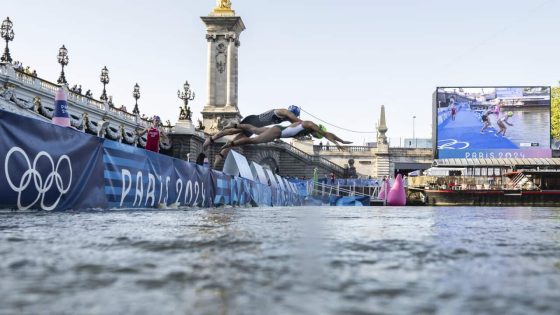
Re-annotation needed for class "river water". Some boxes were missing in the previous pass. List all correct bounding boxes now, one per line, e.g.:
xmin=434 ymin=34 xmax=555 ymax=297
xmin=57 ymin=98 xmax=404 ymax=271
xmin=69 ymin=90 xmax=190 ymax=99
xmin=1 ymin=207 xmax=559 ymax=315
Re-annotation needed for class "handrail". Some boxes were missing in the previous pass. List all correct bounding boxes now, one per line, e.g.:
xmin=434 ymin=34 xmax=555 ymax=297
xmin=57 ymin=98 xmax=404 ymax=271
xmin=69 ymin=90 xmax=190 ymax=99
xmin=277 ymin=141 xmax=346 ymax=174
xmin=314 ymin=145 xmax=374 ymax=152
xmin=312 ymin=181 xmax=380 ymax=200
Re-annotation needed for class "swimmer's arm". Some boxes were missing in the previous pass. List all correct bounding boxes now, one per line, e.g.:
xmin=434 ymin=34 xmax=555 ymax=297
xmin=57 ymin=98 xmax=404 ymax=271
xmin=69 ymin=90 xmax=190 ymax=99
xmin=326 ymin=132 xmax=353 ymax=144
xmin=323 ymin=132 xmax=351 ymax=150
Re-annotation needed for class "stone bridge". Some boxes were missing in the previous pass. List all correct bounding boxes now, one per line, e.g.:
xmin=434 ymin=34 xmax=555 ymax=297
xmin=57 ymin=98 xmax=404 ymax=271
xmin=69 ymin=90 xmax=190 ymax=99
xmin=169 ymin=134 xmax=348 ymax=179
xmin=291 ymin=140 xmax=433 ymax=178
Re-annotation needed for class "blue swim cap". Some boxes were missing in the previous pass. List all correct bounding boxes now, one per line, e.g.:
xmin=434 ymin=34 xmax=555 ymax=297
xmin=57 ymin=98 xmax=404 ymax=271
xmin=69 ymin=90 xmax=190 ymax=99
xmin=153 ymin=115 xmax=161 ymax=122
xmin=288 ymin=105 xmax=300 ymax=117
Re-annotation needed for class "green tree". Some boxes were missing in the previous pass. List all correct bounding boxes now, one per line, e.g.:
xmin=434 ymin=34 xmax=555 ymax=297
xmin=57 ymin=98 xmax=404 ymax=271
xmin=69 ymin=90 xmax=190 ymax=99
xmin=552 ymin=84 xmax=560 ymax=141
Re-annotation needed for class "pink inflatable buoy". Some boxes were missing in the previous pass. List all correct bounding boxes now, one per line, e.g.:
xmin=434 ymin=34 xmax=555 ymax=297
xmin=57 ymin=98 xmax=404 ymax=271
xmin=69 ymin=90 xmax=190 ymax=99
xmin=387 ymin=174 xmax=406 ymax=206
xmin=378 ymin=179 xmax=391 ymax=201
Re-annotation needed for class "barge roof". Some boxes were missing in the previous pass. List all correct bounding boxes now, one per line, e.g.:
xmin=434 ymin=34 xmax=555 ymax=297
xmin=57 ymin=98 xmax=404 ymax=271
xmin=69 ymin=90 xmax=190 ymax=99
xmin=433 ymin=158 xmax=560 ymax=167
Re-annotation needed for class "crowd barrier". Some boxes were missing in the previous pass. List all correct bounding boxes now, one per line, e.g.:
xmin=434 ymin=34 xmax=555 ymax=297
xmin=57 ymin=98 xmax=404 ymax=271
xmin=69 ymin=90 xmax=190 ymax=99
xmin=0 ymin=110 xmax=303 ymax=211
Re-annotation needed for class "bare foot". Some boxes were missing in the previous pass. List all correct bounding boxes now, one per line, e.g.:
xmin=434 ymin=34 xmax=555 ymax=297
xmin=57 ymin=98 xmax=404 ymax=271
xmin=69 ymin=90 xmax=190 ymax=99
xmin=222 ymin=121 xmax=238 ymax=130
xmin=202 ymin=137 xmax=213 ymax=151
xmin=213 ymin=153 xmax=225 ymax=168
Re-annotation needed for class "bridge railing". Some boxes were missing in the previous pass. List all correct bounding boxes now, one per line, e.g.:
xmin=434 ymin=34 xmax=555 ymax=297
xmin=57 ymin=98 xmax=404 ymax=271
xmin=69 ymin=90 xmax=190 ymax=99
xmin=314 ymin=145 xmax=374 ymax=152
xmin=312 ymin=181 xmax=380 ymax=201
xmin=4 ymin=65 xmax=168 ymax=127
xmin=277 ymin=141 xmax=346 ymax=174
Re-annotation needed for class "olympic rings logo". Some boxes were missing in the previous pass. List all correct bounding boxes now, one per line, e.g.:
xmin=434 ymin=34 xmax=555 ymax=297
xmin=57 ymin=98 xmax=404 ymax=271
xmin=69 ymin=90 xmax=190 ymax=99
xmin=4 ymin=147 xmax=72 ymax=211
xmin=438 ymin=139 xmax=470 ymax=150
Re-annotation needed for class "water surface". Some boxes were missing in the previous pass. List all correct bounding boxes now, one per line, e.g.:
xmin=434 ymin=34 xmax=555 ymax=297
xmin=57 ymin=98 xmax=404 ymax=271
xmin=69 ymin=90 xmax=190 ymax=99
xmin=1 ymin=207 xmax=559 ymax=314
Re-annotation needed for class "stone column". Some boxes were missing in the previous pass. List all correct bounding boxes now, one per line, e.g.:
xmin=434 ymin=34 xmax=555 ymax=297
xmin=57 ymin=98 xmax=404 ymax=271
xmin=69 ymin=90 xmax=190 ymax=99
xmin=201 ymin=12 xmax=245 ymax=134
xmin=233 ymin=39 xmax=240 ymax=109
xmin=226 ymin=34 xmax=235 ymax=107
xmin=206 ymin=35 xmax=216 ymax=107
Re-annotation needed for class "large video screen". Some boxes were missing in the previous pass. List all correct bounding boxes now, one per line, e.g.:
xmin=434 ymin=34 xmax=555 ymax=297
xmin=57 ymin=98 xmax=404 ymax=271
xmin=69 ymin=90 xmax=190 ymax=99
xmin=435 ymin=87 xmax=551 ymax=159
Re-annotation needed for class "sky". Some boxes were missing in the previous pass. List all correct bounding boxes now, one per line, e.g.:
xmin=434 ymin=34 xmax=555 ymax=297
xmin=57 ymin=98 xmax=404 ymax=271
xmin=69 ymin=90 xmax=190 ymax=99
xmin=4 ymin=0 xmax=560 ymax=145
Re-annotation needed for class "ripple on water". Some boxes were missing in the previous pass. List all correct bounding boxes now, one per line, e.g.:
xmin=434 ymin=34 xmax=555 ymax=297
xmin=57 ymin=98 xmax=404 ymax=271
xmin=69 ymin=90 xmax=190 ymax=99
xmin=0 ymin=207 xmax=560 ymax=315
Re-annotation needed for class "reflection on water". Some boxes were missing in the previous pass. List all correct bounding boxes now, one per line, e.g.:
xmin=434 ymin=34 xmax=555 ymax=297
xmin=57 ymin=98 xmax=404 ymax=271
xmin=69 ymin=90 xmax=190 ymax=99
xmin=1 ymin=207 xmax=560 ymax=314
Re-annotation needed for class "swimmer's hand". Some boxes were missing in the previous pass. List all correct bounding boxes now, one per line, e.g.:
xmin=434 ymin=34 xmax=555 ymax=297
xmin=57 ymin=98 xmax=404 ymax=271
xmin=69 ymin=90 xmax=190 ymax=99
xmin=342 ymin=140 xmax=353 ymax=144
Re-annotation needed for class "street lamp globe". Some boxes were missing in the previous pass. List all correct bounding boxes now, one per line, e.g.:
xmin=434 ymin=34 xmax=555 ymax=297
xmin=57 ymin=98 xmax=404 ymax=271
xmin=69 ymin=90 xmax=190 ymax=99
xmin=1 ymin=16 xmax=15 ymax=63
xmin=99 ymin=66 xmax=110 ymax=101
xmin=177 ymin=80 xmax=195 ymax=121
xmin=132 ymin=83 xmax=140 ymax=115
xmin=56 ymin=45 xmax=69 ymax=84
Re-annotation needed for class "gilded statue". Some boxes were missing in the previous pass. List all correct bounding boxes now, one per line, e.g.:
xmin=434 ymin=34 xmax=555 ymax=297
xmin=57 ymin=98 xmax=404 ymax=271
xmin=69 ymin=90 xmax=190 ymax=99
xmin=217 ymin=0 xmax=232 ymax=9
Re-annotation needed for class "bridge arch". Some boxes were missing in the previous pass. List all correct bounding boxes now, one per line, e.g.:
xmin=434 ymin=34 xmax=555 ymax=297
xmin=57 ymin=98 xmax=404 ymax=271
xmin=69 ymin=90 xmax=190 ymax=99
xmin=255 ymin=150 xmax=280 ymax=173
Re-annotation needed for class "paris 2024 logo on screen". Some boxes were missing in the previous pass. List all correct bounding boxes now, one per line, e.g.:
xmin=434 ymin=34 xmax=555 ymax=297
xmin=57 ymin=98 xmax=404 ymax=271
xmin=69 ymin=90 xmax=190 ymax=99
xmin=435 ymin=87 xmax=551 ymax=159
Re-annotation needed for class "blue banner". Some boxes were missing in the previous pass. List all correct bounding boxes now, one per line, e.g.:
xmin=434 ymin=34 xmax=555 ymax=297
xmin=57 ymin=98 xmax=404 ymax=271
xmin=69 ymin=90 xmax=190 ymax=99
xmin=103 ymin=140 xmax=214 ymax=208
xmin=0 ymin=109 xmax=303 ymax=211
xmin=0 ymin=110 xmax=105 ymax=210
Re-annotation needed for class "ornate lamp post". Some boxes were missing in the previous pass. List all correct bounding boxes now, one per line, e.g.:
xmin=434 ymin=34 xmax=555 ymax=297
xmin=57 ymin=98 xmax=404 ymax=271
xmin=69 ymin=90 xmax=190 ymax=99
xmin=177 ymin=80 xmax=195 ymax=120
xmin=99 ymin=66 xmax=109 ymax=101
xmin=132 ymin=83 xmax=140 ymax=115
xmin=0 ymin=17 xmax=15 ymax=63
xmin=56 ymin=45 xmax=69 ymax=84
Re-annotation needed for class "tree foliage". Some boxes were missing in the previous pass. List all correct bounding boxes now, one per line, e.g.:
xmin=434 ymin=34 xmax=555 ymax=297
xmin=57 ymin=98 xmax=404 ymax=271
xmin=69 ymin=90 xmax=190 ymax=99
xmin=552 ymin=84 xmax=560 ymax=141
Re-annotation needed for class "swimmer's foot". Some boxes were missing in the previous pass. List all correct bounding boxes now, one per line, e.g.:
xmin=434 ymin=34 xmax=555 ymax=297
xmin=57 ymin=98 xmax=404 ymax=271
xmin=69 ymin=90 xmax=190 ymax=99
xmin=222 ymin=121 xmax=238 ymax=130
xmin=202 ymin=136 xmax=214 ymax=151
xmin=214 ymin=152 xmax=225 ymax=167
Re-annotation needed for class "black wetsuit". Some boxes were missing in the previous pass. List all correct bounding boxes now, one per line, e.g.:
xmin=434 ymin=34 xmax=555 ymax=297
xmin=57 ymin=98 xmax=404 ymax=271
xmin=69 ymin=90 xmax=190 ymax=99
xmin=240 ymin=109 xmax=287 ymax=136
xmin=481 ymin=111 xmax=490 ymax=122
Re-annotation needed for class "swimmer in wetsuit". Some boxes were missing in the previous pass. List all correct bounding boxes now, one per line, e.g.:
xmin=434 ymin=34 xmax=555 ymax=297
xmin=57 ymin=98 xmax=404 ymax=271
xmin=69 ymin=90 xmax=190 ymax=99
xmin=220 ymin=121 xmax=352 ymax=151
xmin=496 ymin=111 xmax=514 ymax=137
xmin=203 ymin=105 xmax=302 ymax=167
xmin=480 ymin=108 xmax=493 ymax=134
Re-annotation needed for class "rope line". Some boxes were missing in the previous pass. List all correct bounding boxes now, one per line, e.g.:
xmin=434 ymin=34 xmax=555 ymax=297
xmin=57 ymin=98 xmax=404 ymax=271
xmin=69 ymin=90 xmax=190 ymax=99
xmin=300 ymin=107 xmax=378 ymax=134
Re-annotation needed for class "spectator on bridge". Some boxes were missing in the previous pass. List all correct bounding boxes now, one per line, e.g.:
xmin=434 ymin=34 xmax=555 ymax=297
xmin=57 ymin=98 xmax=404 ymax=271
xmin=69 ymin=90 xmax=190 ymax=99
xmin=203 ymin=105 xmax=303 ymax=167
xmin=137 ymin=115 xmax=167 ymax=153
xmin=220 ymin=120 xmax=352 ymax=152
